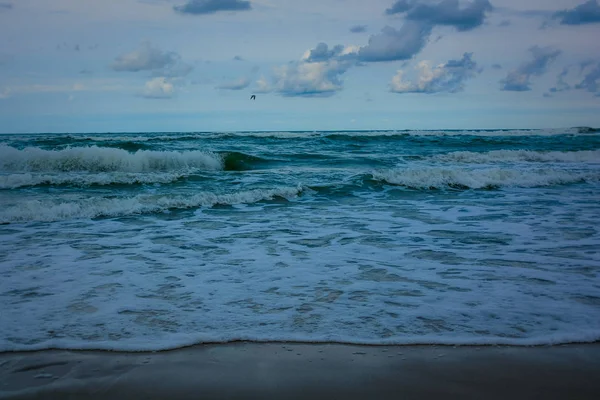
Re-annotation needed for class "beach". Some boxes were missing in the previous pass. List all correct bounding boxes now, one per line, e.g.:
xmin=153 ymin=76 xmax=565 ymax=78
xmin=2 ymin=342 xmax=600 ymax=399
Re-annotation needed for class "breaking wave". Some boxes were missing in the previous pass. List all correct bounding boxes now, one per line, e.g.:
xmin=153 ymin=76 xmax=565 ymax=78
xmin=0 ymin=186 xmax=305 ymax=223
xmin=372 ymin=167 xmax=599 ymax=189
xmin=0 ymin=145 xmax=223 ymax=173
xmin=0 ymin=172 xmax=193 ymax=189
xmin=435 ymin=150 xmax=600 ymax=164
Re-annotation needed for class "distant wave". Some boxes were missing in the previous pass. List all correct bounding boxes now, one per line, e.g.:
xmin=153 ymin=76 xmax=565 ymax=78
xmin=2 ymin=128 xmax=591 ymax=146
xmin=0 ymin=186 xmax=304 ymax=223
xmin=0 ymin=145 xmax=222 ymax=173
xmin=435 ymin=150 xmax=600 ymax=164
xmin=372 ymin=167 xmax=599 ymax=189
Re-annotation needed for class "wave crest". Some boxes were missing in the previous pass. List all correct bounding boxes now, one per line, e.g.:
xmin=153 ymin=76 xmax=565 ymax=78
xmin=0 ymin=145 xmax=223 ymax=173
xmin=0 ymin=186 xmax=304 ymax=223
xmin=372 ymin=168 xmax=599 ymax=189
xmin=436 ymin=150 xmax=600 ymax=164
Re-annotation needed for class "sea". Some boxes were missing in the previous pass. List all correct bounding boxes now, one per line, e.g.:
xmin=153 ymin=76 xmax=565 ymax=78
xmin=1 ymin=128 xmax=599 ymax=351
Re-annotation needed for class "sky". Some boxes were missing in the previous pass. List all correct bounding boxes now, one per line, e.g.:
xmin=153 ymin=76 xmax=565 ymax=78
xmin=1 ymin=0 xmax=600 ymax=133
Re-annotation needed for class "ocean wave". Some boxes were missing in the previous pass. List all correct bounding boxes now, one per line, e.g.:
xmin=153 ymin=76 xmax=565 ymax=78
xmin=435 ymin=150 xmax=600 ymax=164
xmin=0 ymin=145 xmax=223 ymax=173
xmin=0 ymin=185 xmax=304 ymax=223
xmin=0 ymin=171 xmax=193 ymax=189
xmin=223 ymin=152 xmax=274 ymax=171
xmin=372 ymin=167 xmax=599 ymax=189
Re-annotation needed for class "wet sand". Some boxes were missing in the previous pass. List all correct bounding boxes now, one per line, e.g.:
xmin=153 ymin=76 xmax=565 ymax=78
xmin=2 ymin=343 xmax=600 ymax=399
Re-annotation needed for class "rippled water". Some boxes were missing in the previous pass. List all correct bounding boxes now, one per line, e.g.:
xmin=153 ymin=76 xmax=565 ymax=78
xmin=1 ymin=129 xmax=599 ymax=351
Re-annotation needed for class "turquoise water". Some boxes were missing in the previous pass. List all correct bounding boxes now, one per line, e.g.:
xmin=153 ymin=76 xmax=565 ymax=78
xmin=1 ymin=129 xmax=599 ymax=350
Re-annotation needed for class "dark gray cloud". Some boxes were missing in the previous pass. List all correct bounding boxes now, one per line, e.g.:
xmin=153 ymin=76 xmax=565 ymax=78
xmin=501 ymin=46 xmax=561 ymax=91
xmin=390 ymin=52 xmax=480 ymax=93
xmin=553 ymin=0 xmax=600 ymax=25
xmin=305 ymin=43 xmax=347 ymax=62
xmin=350 ymin=25 xmax=368 ymax=33
xmin=233 ymin=55 xmax=244 ymax=61
xmin=0 ymin=2 xmax=12 ymax=11
xmin=548 ymin=67 xmax=571 ymax=93
xmin=543 ymin=62 xmax=600 ymax=97
xmin=492 ymin=63 xmax=502 ymax=69
xmin=385 ymin=0 xmax=414 ymax=15
xmin=494 ymin=7 xmax=554 ymax=19
xmin=358 ymin=22 xmax=432 ymax=62
xmin=498 ymin=19 xmax=511 ymax=27
xmin=174 ymin=0 xmax=251 ymax=15
xmin=576 ymin=62 xmax=600 ymax=94
xmin=385 ymin=0 xmax=493 ymax=31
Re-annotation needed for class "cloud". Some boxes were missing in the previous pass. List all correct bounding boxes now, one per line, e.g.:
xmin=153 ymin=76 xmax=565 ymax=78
xmin=0 ymin=2 xmax=12 ymax=11
xmin=350 ymin=25 xmax=368 ymax=33
xmin=258 ymin=43 xmax=356 ymax=97
xmin=263 ymin=60 xmax=352 ymax=97
xmin=357 ymin=22 xmax=432 ymax=62
xmin=501 ymin=46 xmax=561 ymax=91
xmin=553 ymin=0 xmax=600 ymax=25
xmin=0 ymin=81 xmax=125 ymax=96
xmin=303 ymin=43 xmax=347 ymax=63
xmin=140 ymin=77 xmax=175 ymax=99
xmin=111 ymin=42 xmax=192 ymax=77
xmin=385 ymin=0 xmax=493 ymax=31
xmin=385 ymin=0 xmax=414 ymax=15
xmin=233 ymin=55 xmax=244 ymax=61
xmin=0 ymin=88 xmax=11 ymax=99
xmin=498 ymin=19 xmax=511 ymax=27
xmin=492 ymin=63 xmax=502 ymax=70
xmin=575 ymin=62 xmax=600 ymax=94
xmin=546 ymin=61 xmax=600 ymax=96
xmin=174 ymin=0 xmax=251 ymax=15
xmin=217 ymin=77 xmax=251 ymax=90
xmin=390 ymin=52 xmax=480 ymax=93
xmin=112 ymin=42 xmax=178 ymax=72
xmin=548 ymin=67 xmax=571 ymax=93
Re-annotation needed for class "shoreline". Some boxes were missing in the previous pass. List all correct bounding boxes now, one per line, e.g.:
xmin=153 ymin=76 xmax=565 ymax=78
xmin=2 ymin=338 xmax=600 ymax=354
xmin=2 ymin=342 xmax=600 ymax=399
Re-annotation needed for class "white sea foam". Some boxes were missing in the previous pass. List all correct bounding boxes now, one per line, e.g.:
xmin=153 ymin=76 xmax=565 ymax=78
xmin=372 ymin=167 xmax=599 ymax=189
xmin=1 ymin=192 xmax=599 ymax=351
xmin=0 ymin=185 xmax=304 ymax=223
xmin=435 ymin=150 xmax=600 ymax=164
xmin=0 ymin=172 xmax=191 ymax=189
xmin=0 ymin=145 xmax=223 ymax=173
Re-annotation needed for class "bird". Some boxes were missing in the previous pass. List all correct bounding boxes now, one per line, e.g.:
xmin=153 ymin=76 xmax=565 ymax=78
xmin=250 ymin=95 xmax=256 ymax=100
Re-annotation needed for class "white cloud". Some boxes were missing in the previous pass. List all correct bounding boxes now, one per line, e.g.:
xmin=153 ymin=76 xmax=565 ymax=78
xmin=263 ymin=59 xmax=351 ymax=97
xmin=111 ymin=42 xmax=192 ymax=78
xmin=140 ymin=77 xmax=175 ymax=99
xmin=112 ymin=42 xmax=177 ymax=72
xmin=390 ymin=53 xmax=480 ymax=94
xmin=0 ymin=88 xmax=11 ymax=99
xmin=258 ymin=42 xmax=357 ymax=97
xmin=217 ymin=77 xmax=251 ymax=90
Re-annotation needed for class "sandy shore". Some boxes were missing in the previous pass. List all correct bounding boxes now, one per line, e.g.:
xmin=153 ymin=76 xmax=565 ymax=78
xmin=1 ymin=342 xmax=600 ymax=399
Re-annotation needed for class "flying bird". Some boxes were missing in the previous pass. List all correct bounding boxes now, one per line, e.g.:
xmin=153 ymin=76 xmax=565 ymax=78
xmin=250 ymin=95 xmax=256 ymax=100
